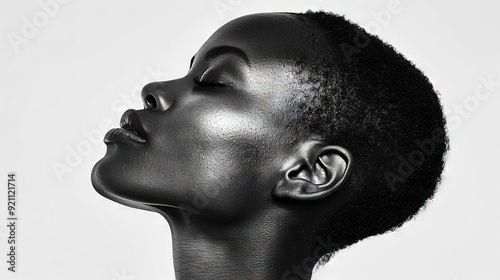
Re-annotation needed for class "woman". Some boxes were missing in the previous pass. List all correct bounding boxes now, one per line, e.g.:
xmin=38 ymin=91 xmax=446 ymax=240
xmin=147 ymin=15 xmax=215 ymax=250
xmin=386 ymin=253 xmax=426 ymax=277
xmin=92 ymin=11 xmax=448 ymax=280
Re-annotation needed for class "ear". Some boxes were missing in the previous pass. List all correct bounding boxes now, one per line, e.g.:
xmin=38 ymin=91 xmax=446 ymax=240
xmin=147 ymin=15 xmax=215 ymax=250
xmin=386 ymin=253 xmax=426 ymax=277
xmin=272 ymin=142 xmax=353 ymax=201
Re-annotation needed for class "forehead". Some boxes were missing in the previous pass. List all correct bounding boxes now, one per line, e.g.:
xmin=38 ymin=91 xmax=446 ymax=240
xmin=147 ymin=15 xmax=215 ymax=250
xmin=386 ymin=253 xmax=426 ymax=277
xmin=199 ymin=13 xmax=311 ymax=64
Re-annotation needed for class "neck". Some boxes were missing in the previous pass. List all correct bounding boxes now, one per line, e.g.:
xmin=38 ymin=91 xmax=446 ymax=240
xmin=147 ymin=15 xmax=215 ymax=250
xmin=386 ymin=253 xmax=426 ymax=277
xmin=155 ymin=206 xmax=325 ymax=280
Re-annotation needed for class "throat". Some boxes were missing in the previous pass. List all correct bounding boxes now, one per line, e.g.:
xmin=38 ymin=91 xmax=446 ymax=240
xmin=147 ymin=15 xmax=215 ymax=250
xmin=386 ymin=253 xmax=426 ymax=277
xmin=167 ymin=221 xmax=319 ymax=280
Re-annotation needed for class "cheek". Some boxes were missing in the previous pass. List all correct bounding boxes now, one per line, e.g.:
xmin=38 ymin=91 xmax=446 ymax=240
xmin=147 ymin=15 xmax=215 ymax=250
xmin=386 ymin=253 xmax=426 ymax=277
xmin=193 ymin=108 xmax=267 ymax=180
xmin=174 ymin=108 xmax=275 ymax=214
xmin=199 ymin=107 xmax=266 ymax=140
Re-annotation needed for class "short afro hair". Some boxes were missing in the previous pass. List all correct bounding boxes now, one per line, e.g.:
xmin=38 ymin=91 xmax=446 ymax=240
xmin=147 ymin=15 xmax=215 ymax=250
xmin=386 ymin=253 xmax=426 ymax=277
xmin=287 ymin=10 xmax=449 ymax=264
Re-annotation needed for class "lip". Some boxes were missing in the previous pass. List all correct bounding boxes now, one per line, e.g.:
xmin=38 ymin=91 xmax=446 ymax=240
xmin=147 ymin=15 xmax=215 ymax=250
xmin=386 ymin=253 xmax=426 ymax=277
xmin=104 ymin=109 xmax=148 ymax=144
xmin=104 ymin=128 xmax=146 ymax=144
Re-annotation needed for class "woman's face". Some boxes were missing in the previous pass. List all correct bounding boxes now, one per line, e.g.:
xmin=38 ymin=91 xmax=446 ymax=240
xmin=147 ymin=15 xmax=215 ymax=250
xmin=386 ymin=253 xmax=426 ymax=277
xmin=91 ymin=13 xmax=311 ymax=222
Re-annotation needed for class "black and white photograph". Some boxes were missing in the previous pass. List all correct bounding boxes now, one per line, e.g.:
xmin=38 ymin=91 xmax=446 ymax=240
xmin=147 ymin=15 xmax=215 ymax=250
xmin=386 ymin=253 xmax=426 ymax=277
xmin=1 ymin=0 xmax=499 ymax=279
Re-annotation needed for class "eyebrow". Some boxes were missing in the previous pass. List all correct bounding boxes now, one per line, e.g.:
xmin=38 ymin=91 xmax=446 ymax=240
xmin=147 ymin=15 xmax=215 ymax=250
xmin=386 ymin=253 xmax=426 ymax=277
xmin=190 ymin=45 xmax=250 ymax=68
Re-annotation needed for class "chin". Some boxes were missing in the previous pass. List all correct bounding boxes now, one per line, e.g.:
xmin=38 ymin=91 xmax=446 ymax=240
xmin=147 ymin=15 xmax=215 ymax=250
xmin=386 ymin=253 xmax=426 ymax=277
xmin=91 ymin=152 xmax=185 ymax=211
xmin=91 ymin=156 xmax=135 ymax=202
xmin=91 ymin=158 xmax=156 ymax=212
xmin=91 ymin=157 xmax=120 ymax=201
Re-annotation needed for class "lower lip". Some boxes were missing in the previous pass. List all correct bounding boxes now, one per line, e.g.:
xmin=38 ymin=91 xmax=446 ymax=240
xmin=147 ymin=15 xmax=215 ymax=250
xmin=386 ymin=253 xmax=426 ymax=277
xmin=104 ymin=128 xmax=146 ymax=144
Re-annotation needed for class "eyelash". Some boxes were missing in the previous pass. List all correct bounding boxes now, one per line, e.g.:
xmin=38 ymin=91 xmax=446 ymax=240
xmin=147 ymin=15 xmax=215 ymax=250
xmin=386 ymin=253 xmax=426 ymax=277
xmin=193 ymin=75 xmax=226 ymax=88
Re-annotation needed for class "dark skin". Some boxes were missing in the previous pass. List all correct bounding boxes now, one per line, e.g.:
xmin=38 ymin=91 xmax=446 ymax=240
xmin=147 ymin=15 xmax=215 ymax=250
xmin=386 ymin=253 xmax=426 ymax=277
xmin=92 ymin=13 xmax=354 ymax=280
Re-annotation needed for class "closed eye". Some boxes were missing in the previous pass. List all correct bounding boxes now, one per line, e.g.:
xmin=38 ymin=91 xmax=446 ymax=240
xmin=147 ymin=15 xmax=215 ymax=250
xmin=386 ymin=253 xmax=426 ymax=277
xmin=193 ymin=75 xmax=227 ymax=88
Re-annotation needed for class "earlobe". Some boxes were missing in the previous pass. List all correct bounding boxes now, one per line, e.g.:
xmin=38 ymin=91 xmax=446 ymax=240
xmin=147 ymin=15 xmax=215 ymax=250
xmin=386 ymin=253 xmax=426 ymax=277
xmin=272 ymin=144 xmax=353 ymax=201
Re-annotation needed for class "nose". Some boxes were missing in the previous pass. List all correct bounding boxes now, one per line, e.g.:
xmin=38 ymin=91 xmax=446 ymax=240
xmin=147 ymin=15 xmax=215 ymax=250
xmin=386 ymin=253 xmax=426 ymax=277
xmin=141 ymin=81 xmax=173 ymax=111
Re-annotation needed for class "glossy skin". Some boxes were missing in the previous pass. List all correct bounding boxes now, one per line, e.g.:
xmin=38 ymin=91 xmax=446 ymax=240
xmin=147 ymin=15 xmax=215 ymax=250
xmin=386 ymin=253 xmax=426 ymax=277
xmin=92 ymin=13 xmax=353 ymax=280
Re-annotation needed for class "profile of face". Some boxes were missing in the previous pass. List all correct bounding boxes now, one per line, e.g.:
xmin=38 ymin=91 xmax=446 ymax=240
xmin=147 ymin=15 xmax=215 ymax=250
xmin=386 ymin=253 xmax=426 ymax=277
xmin=91 ymin=13 xmax=352 ymax=225
xmin=91 ymin=10 xmax=447 ymax=279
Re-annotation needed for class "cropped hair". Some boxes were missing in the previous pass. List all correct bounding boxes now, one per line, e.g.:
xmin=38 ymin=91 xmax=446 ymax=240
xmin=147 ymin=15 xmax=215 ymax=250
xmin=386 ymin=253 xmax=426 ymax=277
xmin=288 ymin=10 xmax=449 ymax=265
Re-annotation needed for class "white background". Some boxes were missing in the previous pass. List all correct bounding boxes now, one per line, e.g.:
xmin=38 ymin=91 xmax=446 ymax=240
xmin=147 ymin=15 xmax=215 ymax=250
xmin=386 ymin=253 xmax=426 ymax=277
xmin=1 ymin=0 xmax=499 ymax=279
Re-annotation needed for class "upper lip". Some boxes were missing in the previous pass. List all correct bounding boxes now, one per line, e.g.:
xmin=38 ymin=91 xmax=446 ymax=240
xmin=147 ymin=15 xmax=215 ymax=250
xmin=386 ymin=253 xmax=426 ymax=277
xmin=120 ymin=109 xmax=148 ymax=142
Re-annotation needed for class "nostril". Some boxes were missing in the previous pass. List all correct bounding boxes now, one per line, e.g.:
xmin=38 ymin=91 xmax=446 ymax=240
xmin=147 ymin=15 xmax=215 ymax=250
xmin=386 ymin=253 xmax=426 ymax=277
xmin=141 ymin=81 xmax=171 ymax=111
xmin=144 ymin=95 xmax=158 ymax=110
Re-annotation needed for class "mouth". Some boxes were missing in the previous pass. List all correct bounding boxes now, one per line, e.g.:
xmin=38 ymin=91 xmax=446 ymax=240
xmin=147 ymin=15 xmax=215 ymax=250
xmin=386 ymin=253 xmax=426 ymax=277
xmin=104 ymin=109 xmax=148 ymax=144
